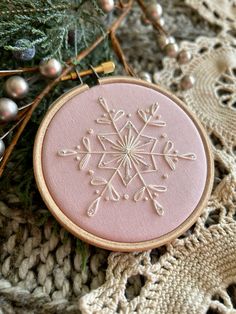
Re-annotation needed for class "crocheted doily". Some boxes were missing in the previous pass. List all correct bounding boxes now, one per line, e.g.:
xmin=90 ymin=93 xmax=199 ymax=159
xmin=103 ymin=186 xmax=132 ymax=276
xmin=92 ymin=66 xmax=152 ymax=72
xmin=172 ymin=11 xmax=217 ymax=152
xmin=0 ymin=6 xmax=236 ymax=314
xmin=157 ymin=33 xmax=236 ymax=145
xmin=185 ymin=0 xmax=236 ymax=30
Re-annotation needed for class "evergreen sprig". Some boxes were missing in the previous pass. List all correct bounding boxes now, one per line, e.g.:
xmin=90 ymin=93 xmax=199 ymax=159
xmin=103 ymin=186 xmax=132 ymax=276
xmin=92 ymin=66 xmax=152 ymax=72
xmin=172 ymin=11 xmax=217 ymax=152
xmin=0 ymin=0 xmax=105 ymax=60
xmin=0 ymin=0 xmax=114 ymax=209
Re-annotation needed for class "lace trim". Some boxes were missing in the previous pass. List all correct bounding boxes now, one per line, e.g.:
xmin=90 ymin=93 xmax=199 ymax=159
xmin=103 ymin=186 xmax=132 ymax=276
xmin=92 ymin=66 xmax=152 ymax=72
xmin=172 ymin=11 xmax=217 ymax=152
xmin=185 ymin=0 xmax=236 ymax=30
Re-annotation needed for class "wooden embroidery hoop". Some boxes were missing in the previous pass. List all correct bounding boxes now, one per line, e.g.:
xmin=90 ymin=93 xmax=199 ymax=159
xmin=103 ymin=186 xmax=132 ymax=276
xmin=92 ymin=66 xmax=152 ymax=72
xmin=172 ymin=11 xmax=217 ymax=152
xmin=33 ymin=76 xmax=214 ymax=252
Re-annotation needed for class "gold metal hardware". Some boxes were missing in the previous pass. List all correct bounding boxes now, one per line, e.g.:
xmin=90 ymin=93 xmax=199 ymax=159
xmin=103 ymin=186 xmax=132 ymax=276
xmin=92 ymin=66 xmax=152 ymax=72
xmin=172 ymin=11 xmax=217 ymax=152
xmin=60 ymin=61 xmax=115 ymax=81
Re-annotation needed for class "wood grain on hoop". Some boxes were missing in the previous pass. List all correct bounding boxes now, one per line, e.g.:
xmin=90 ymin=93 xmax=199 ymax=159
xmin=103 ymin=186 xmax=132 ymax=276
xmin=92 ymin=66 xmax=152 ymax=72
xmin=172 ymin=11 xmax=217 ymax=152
xmin=33 ymin=76 xmax=214 ymax=252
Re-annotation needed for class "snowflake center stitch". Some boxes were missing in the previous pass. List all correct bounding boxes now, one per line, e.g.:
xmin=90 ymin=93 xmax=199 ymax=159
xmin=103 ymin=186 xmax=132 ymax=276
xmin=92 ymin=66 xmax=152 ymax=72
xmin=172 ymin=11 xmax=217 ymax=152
xmin=58 ymin=96 xmax=197 ymax=217
xmin=108 ymin=132 xmax=151 ymax=172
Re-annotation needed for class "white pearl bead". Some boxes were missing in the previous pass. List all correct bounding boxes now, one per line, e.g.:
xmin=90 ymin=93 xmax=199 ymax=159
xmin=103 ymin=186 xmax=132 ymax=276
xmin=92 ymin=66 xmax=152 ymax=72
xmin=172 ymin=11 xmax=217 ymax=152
xmin=157 ymin=35 xmax=176 ymax=49
xmin=0 ymin=98 xmax=18 ymax=123
xmin=39 ymin=58 xmax=62 ymax=79
xmin=167 ymin=36 xmax=176 ymax=44
xmin=99 ymin=0 xmax=114 ymax=13
xmin=165 ymin=43 xmax=179 ymax=58
xmin=139 ymin=71 xmax=152 ymax=83
xmin=4 ymin=76 xmax=29 ymax=99
xmin=180 ymin=75 xmax=195 ymax=90
xmin=146 ymin=3 xmax=163 ymax=21
xmin=153 ymin=72 xmax=160 ymax=84
xmin=157 ymin=17 xmax=165 ymax=27
xmin=0 ymin=139 xmax=5 ymax=158
xmin=177 ymin=50 xmax=192 ymax=64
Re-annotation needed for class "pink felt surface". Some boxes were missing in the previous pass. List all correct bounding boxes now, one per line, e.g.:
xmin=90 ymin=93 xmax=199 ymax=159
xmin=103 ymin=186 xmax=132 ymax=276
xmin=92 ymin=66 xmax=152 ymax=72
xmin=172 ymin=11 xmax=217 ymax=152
xmin=41 ymin=82 xmax=207 ymax=243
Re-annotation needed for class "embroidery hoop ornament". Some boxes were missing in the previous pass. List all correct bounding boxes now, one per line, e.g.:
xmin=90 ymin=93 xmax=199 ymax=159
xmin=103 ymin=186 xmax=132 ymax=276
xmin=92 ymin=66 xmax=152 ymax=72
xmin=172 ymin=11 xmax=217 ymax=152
xmin=34 ymin=76 xmax=214 ymax=252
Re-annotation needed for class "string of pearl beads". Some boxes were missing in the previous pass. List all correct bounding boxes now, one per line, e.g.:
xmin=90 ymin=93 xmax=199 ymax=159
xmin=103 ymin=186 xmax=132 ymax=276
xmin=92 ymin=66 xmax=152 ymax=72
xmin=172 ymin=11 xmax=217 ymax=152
xmin=0 ymin=58 xmax=62 ymax=158
xmin=140 ymin=0 xmax=195 ymax=90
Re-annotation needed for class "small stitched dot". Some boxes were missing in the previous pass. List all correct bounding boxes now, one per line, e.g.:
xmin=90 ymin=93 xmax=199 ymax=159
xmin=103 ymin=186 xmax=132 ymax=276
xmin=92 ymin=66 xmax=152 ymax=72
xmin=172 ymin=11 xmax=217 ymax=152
xmin=95 ymin=190 xmax=100 ymax=194
xmin=162 ymin=174 xmax=168 ymax=179
xmin=87 ymin=128 xmax=94 ymax=135
xmin=144 ymin=197 xmax=149 ymax=201
xmin=76 ymin=156 xmax=80 ymax=161
xmin=123 ymin=194 xmax=129 ymax=200
xmin=88 ymin=170 xmax=94 ymax=175
xmin=105 ymin=196 xmax=109 ymax=201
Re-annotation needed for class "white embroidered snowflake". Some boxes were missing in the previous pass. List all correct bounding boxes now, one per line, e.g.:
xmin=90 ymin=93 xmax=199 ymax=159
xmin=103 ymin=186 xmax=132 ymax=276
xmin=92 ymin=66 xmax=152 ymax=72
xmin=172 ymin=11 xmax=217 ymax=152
xmin=58 ymin=97 xmax=197 ymax=217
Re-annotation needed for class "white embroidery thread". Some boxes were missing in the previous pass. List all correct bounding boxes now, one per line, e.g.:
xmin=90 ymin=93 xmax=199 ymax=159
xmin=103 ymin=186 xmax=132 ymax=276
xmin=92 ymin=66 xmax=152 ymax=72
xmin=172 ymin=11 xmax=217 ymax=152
xmin=58 ymin=97 xmax=197 ymax=217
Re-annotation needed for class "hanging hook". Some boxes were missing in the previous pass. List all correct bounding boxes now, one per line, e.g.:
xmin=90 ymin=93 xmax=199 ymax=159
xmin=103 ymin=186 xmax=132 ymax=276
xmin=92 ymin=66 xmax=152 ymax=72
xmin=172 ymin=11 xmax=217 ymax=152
xmin=74 ymin=66 xmax=84 ymax=86
xmin=60 ymin=62 xmax=115 ymax=82
xmin=89 ymin=64 xmax=101 ymax=84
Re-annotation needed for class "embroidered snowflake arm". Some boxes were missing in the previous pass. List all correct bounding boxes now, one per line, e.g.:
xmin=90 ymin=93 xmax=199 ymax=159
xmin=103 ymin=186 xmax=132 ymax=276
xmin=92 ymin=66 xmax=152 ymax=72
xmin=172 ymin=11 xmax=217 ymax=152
xmin=87 ymin=158 xmax=125 ymax=216
xmin=58 ymin=137 xmax=92 ymax=169
xmin=162 ymin=140 xmax=196 ymax=170
xmin=134 ymin=102 xmax=166 ymax=145
xmin=97 ymin=97 xmax=125 ymax=142
xmin=131 ymin=159 xmax=167 ymax=216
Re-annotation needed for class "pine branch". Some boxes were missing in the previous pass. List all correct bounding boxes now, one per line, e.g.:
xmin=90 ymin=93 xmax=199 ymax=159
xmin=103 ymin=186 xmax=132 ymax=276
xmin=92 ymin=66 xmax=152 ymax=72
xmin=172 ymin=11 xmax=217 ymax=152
xmin=0 ymin=0 xmax=134 ymax=178
xmin=0 ymin=1 xmax=77 ymax=16
xmin=0 ymin=0 xmax=105 ymax=60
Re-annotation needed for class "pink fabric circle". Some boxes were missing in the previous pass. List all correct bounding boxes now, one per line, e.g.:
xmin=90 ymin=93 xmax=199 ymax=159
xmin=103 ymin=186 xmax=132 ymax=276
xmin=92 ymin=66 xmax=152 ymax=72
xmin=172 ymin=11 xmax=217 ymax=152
xmin=41 ymin=82 xmax=207 ymax=243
